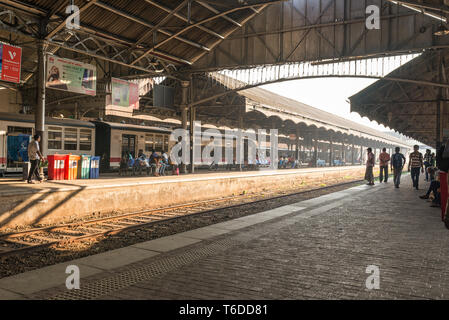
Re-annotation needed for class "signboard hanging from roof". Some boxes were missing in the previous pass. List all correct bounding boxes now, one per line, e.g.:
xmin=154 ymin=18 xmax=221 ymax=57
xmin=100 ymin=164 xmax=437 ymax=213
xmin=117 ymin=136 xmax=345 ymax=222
xmin=0 ymin=43 xmax=22 ymax=83
xmin=111 ymin=78 xmax=139 ymax=110
xmin=46 ymin=55 xmax=96 ymax=96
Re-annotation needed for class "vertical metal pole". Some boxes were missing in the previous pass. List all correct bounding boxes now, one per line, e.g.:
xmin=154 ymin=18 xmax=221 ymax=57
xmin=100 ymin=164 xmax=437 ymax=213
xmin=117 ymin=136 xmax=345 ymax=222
xmin=342 ymin=140 xmax=345 ymax=164
xmin=313 ymin=132 xmax=318 ymax=168
xmin=360 ymin=144 xmax=363 ymax=165
xmin=36 ymin=40 xmax=46 ymax=150
xmin=296 ymin=127 xmax=300 ymax=161
xmin=189 ymin=75 xmax=195 ymax=174
xmin=180 ymin=81 xmax=190 ymax=174
xmin=329 ymin=135 xmax=333 ymax=167
xmin=189 ymin=107 xmax=196 ymax=174
xmin=238 ymin=108 xmax=244 ymax=171
xmin=351 ymin=142 xmax=355 ymax=165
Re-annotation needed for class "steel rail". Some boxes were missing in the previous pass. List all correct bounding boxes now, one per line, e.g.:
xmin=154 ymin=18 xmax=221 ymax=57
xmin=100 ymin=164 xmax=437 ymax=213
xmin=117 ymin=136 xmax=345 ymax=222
xmin=0 ymin=179 xmax=364 ymax=258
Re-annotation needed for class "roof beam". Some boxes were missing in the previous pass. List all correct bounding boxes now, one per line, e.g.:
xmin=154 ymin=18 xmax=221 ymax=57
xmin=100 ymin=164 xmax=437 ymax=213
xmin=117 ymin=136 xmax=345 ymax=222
xmin=133 ymin=1 xmax=280 ymax=65
xmin=143 ymin=0 xmax=225 ymax=39
xmin=93 ymin=0 xmax=209 ymax=52
xmin=195 ymin=0 xmax=242 ymax=27
xmin=132 ymin=0 xmax=187 ymax=47
xmin=46 ymin=0 xmax=98 ymax=40
xmin=190 ymin=3 xmax=270 ymax=64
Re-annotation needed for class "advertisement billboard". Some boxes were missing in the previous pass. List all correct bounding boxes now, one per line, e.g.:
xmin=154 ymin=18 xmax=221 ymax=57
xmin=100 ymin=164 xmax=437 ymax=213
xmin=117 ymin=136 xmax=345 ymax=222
xmin=111 ymin=78 xmax=139 ymax=110
xmin=0 ymin=43 xmax=22 ymax=83
xmin=46 ymin=55 xmax=96 ymax=96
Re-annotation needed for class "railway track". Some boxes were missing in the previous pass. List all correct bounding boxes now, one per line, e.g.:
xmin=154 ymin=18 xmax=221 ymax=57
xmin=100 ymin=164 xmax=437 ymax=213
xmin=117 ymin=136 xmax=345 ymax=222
xmin=0 ymin=179 xmax=363 ymax=258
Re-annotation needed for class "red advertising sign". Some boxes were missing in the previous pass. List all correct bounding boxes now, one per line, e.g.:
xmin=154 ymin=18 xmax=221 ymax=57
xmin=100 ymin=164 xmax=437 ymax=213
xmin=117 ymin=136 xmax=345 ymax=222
xmin=0 ymin=44 xmax=22 ymax=83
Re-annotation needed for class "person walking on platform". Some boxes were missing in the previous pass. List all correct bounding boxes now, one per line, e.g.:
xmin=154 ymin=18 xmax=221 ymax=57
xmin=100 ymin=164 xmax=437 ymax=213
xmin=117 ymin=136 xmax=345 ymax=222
xmin=379 ymin=148 xmax=391 ymax=183
xmin=423 ymin=149 xmax=433 ymax=182
xmin=365 ymin=148 xmax=375 ymax=185
xmin=408 ymin=145 xmax=424 ymax=190
xmin=27 ymin=134 xmax=44 ymax=184
xmin=391 ymin=147 xmax=406 ymax=188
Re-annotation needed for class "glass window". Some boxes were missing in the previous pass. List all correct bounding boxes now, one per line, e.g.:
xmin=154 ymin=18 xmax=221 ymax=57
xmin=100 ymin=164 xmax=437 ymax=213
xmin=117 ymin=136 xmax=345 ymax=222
xmin=64 ymin=128 xmax=78 ymax=151
xmin=145 ymin=134 xmax=154 ymax=152
xmin=154 ymin=134 xmax=163 ymax=153
xmin=79 ymin=129 xmax=92 ymax=151
xmin=48 ymin=126 xmax=62 ymax=150
xmin=7 ymin=126 xmax=33 ymax=135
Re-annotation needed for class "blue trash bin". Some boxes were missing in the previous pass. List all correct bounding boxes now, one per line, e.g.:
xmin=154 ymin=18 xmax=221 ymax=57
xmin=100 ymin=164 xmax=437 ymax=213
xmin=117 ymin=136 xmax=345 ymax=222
xmin=90 ymin=156 xmax=100 ymax=179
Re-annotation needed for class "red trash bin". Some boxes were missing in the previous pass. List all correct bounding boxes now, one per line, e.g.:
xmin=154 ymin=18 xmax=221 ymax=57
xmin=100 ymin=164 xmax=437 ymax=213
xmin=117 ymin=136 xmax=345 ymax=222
xmin=440 ymin=172 xmax=448 ymax=221
xmin=64 ymin=155 xmax=80 ymax=180
xmin=47 ymin=155 xmax=66 ymax=180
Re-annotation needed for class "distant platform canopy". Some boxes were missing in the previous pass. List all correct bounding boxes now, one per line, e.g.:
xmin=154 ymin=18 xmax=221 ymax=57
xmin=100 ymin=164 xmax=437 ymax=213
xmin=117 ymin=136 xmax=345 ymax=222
xmin=349 ymin=50 xmax=449 ymax=147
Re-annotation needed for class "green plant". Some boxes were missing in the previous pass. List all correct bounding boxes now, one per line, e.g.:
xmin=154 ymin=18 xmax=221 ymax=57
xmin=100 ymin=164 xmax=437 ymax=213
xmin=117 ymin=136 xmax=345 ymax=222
xmin=39 ymin=160 xmax=49 ymax=168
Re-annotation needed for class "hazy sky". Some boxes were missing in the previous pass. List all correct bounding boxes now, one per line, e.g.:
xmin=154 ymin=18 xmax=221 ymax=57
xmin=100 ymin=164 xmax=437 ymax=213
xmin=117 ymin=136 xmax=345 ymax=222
xmin=260 ymin=77 xmax=390 ymax=132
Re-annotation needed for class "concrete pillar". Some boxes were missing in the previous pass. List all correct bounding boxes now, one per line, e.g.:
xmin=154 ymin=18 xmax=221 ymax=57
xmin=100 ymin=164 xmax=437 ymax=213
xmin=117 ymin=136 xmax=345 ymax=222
xmin=180 ymin=80 xmax=190 ymax=174
xmin=36 ymin=40 xmax=46 ymax=150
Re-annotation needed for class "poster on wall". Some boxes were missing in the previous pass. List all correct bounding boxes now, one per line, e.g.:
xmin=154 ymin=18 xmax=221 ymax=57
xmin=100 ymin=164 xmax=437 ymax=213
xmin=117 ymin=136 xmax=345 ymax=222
xmin=0 ymin=43 xmax=22 ymax=83
xmin=46 ymin=55 xmax=96 ymax=96
xmin=111 ymin=78 xmax=139 ymax=110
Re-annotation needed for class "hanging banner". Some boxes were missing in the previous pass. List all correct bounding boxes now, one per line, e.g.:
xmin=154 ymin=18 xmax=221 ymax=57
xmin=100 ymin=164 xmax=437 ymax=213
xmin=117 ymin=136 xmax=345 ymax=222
xmin=46 ymin=55 xmax=96 ymax=96
xmin=0 ymin=43 xmax=22 ymax=83
xmin=111 ymin=78 xmax=139 ymax=110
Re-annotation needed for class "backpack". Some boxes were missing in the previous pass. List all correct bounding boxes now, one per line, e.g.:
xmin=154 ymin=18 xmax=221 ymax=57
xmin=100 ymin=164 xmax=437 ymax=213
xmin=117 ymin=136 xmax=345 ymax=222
xmin=392 ymin=153 xmax=403 ymax=168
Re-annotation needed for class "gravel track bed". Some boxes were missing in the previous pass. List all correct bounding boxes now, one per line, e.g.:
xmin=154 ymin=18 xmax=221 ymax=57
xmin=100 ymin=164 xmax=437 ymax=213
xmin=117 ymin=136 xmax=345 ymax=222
xmin=0 ymin=180 xmax=362 ymax=278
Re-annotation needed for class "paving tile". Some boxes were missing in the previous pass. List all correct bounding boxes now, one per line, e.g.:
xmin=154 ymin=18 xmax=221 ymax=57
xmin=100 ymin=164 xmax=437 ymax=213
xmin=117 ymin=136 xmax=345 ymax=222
xmin=0 ymin=262 xmax=103 ymax=296
xmin=131 ymin=235 xmax=201 ymax=252
xmin=72 ymin=247 xmax=160 ymax=270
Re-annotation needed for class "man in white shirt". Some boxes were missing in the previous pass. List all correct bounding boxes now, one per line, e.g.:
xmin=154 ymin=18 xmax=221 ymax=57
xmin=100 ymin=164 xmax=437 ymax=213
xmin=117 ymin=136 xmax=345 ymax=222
xmin=27 ymin=134 xmax=44 ymax=184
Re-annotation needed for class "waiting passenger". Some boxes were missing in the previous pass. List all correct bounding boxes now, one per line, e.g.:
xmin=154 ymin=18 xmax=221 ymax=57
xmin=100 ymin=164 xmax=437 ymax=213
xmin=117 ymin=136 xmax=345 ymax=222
xmin=379 ymin=148 xmax=391 ymax=183
xmin=420 ymin=167 xmax=440 ymax=208
xmin=424 ymin=149 xmax=433 ymax=182
xmin=27 ymin=134 xmax=44 ymax=184
xmin=391 ymin=147 xmax=406 ymax=188
xmin=159 ymin=152 xmax=169 ymax=176
xmin=119 ymin=153 xmax=128 ymax=176
xmin=408 ymin=145 xmax=424 ymax=190
xmin=149 ymin=150 xmax=160 ymax=176
xmin=365 ymin=148 xmax=375 ymax=186
xmin=133 ymin=150 xmax=150 ymax=176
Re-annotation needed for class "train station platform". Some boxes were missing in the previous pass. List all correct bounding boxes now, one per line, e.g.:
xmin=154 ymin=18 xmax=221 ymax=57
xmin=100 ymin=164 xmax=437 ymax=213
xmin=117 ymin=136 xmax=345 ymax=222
xmin=0 ymin=174 xmax=448 ymax=300
xmin=0 ymin=166 xmax=369 ymax=229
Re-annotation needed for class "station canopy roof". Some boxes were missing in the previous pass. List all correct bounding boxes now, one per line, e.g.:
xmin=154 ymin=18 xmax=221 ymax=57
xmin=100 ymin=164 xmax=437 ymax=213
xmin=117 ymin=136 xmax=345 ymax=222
xmin=349 ymin=49 xmax=447 ymax=147
xmin=0 ymin=0 xmax=281 ymax=84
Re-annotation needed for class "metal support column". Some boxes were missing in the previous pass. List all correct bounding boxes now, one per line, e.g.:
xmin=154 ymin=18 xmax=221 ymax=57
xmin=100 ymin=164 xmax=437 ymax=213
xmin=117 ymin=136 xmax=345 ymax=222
xmin=238 ymin=107 xmax=245 ymax=171
xmin=180 ymin=81 xmax=190 ymax=174
xmin=189 ymin=106 xmax=196 ymax=174
xmin=36 ymin=40 xmax=46 ymax=150
xmin=360 ymin=144 xmax=364 ymax=165
xmin=351 ymin=142 xmax=355 ymax=165
xmin=313 ymin=132 xmax=318 ymax=168
xmin=329 ymin=135 xmax=333 ymax=167
xmin=296 ymin=127 xmax=300 ymax=161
